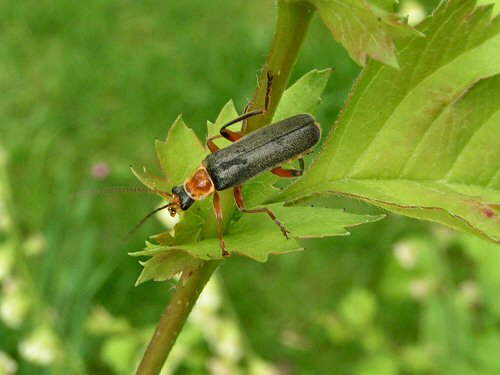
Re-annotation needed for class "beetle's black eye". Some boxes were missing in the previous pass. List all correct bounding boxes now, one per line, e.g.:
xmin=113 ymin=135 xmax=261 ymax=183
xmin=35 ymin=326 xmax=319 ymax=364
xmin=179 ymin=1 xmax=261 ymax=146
xmin=172 ymin=185 xmax=195 ymax=211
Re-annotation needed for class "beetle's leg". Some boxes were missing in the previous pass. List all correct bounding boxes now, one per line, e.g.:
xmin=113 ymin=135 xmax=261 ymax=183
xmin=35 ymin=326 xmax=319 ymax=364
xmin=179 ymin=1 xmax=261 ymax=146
xmin=218 ymin=71 xmax=274 ymax=142
xmin=207 ymin=135 xmax=222 ymax=153
xmin=271 ymin=158 xmax=305 ymax=178
xmin=207 ymin=131 xmax=244 ymax=153
xmin=220 ymin=108 xmax=267 ymax=137
xmin=220 ymin=129 xmax=242 ymax=142
xmin=216 ymin=110 xmax=258 ymax=143
xmin=233 ymin=185 xmax=290 ymax=239
xmin=213 ymin=191 xmax=229 ymax=257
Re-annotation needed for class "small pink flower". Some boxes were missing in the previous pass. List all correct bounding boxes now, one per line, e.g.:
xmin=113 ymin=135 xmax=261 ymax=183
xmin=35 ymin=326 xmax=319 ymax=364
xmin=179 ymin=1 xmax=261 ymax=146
xmin=91 ymin=162 xmax=110 ymax=180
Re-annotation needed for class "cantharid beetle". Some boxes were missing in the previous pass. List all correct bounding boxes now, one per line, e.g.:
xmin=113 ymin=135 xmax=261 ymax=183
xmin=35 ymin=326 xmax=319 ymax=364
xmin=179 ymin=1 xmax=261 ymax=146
xmin=152 ymin=73 xmax=321 ymax=257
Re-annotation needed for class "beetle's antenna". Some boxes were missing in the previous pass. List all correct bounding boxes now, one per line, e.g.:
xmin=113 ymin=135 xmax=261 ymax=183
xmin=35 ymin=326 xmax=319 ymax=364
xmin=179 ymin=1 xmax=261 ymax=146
xmin=73 ymin=187 xmax=155 ymax=198
xmin=123 ymin=203 xmax=171 ymax=240
xmin=72 ymin=187 xmax=172 ymax=199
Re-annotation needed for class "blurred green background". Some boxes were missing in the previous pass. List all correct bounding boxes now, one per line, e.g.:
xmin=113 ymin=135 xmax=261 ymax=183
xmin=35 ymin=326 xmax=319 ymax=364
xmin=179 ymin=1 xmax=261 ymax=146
xmin=2 ymin=0 xmax=500 ymax=374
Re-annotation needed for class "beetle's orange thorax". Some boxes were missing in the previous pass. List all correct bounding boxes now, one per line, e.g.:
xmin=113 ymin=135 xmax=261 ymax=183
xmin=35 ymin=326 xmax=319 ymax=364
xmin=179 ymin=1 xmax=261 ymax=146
xmin=184 ymin=166 xmax=215 ymax=200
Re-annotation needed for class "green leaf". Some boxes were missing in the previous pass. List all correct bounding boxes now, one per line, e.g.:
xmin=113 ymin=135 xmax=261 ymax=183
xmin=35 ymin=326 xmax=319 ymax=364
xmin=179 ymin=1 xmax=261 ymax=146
xmin=239 ymin=172 xmax=281 ymax=209
xmin=129 ymin=166 xmax=169 ymax=192
xmin=154 ymin=199 xmax=213 ymax=246
xmin=132 ymin=114 xmax=213 ymax=282
xmin=132 ymin=204 xmax=384 ymax=261
xmin=206 ymin=100 xmax=240 ymax=150
xmin=477 ymin=0 xmax=500 ymax=15
xmin=143 ymin=113 xmax=214 ymax=244
xmin=156 ymin=114 xmax=207 ymax=186
xmin=279 ymin=1 xmax=500 ymax=243
xmin=135 ymin=250 xmax=201 ymax=286
xmin=298 ymin=0 xmax=423 ymax=67
xmin=273 ymin=68 xmax=333 ymax=121
xmin=369 ymin=0 xmax=398 ymax=12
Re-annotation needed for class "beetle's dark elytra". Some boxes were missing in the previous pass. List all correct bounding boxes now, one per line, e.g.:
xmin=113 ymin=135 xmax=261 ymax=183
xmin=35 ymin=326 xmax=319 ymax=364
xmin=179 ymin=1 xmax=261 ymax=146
xmin=203 ymin=113 xmax=320 ymax=191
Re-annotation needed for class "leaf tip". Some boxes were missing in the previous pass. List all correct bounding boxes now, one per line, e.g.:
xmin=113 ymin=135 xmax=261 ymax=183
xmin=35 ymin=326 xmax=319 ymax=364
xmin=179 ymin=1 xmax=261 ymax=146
xmin=384 ymin=54 xmax=400 ymax=69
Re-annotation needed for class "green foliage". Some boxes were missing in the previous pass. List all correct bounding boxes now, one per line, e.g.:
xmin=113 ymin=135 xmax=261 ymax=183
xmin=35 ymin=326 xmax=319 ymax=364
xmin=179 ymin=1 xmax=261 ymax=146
xmin=135 ymin=251 xmax=201 ymax=286
xmin=273 ymin=68 xmax=332 ymax=121
xmin=0 ymin=145 xmax=80 ymax=373
xmin=293 ymin=231 xmax=500 ymax=375
xmin=477 ymin=0 xmax=500 ymax=14
xmin=132 ymin=70 xmax=384 ymax=280
xmin=280 ymin=0 xmax=500 ymax=243
xmin=2 ymin=0 xmax=500 ymax=373
xmin=134 ymin=205 xmax=383 ymax=262
xmin=288 ymin=0 xmax=423 ymax=67
xmin=156 ymin=116 xmax=208 ymax=187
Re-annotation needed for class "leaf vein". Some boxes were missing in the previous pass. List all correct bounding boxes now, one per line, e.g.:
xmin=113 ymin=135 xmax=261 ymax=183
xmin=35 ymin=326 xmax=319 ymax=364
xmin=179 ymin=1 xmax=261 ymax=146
xmin=445 ymin=106 xmax=500 ymax=180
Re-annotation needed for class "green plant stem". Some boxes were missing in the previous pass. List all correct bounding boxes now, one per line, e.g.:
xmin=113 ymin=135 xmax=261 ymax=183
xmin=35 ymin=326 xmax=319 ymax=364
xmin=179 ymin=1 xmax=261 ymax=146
xmin=135 ymin=2 xmax=315 ymax=374
xmin=135 ymin=260 xmax=220 ymax=375
xmin=244 ymin=0 xmax=315 ymax=133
